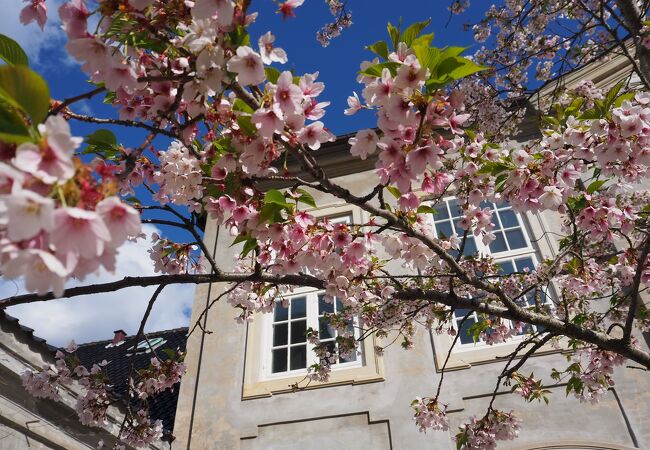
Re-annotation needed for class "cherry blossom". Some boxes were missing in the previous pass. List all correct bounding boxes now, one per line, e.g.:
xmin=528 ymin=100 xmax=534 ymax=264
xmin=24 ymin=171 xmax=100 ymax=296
xmin=227 ymin=46 xmax=265 ymax=86
xmin=259 ymin=32 xmax=288 ymax=65
xmin=20 ymin=0 xmax=47 ymax=30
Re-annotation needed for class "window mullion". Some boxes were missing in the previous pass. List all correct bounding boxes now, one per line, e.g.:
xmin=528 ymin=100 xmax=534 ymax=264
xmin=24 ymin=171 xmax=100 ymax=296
xmin=307 ymin=292 xmax=317 ymax=365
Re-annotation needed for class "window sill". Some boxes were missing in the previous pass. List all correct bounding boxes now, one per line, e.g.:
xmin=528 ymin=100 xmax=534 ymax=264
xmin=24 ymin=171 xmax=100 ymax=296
xmin=242 ymin=317 xmax=384 ymax=400
xmin=431 ymin=331 xmax=564 ymax=371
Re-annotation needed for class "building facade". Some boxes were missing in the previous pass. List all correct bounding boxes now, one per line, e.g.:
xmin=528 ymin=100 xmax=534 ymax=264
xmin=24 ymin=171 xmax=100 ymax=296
xmin=172 ymin=54 xmax=650 ymax=450
xmin=0 ymin=310 xmax=187 ymax=450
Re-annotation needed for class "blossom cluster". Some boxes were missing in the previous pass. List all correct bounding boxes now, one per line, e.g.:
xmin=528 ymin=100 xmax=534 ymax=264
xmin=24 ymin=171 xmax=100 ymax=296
xmin=454 ymin=410 xmax=521 ymax=450
xmin=574 ymin=347 xmax=626 ymax=403
xmin=135 ymin=355 xmax=187 ymax=400
xmin=21 ymin=338 xmax=184 ymax=447
xmin=0 ymin=116 xmax=141 ymax=297
xmin=411 ymin=398 xmax=450 ymax=432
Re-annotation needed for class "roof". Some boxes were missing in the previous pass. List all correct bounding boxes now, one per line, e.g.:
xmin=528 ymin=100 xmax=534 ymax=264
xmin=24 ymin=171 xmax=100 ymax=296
xmin=75 ymin=327 xmax=189 ymax=436
xmin=0 ymin=309 xmax=59 ymax=354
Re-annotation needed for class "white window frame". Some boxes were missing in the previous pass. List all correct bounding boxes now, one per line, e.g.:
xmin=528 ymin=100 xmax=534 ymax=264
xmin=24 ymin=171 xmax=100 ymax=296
xmin=425 ymin=197 xmax=553 ymax=349
xmin=426 ymin=197 xmax=535 ymax=259
xmin=260 ymin=289 xmax=363 ymax=380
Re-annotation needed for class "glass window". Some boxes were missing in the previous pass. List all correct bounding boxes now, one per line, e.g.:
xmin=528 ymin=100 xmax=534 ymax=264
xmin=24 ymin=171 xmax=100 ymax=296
xmin=268 ymin=292 xmax=362 ymax=376
xmin=271 ymin=296 xmax=309 ymax=373
xmin=427 ymin=198 xmax=552 ymax=347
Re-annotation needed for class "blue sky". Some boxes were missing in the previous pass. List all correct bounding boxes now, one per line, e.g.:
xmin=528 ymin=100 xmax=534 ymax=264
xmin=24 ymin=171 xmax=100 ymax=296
xmin=1 ymin=0 xmax=483 ymax=345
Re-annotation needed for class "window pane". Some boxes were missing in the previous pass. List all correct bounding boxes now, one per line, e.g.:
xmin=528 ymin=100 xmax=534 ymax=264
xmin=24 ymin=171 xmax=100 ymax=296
xmin=436 ymin=220 xmax=453 ymax=238
xmin=479 ymin=200 xmax=493 ymax=210
xmin=335 ymin=298 xmax=344 ymax=312
xmin=291 ymin=320 xmax=307 ymax=344
xmin=432 ymin=204 xmax=449 ymax=220
xmin=462 ymin=236 xmax=478 ymax=256
xmin=515 ymin=257 xmax=535 ymax=272
xmin=498 ymin=260 xmax=515 ymax=275
xmin=340 ymin=346 xmax=357 ymax=363
xmin=319 ymin=317 xmax=335 ymax=340
xmin=274 ymin=302 xmax=289 ymax=322
xmin=454 ymin=308 xmax=472 ymax=319
xmin=318 ymin=295 xmax=334 ymax=315
xmin=272 ymin=348 xmax=287 ymax=373
xmin=273 ymin=323 xmax=288 ymax=346
xmin=291 ymin=297 xmax=307 ymax=318
xmin=290 ymin=345 xmax=307 ymax=370
xmin=498 ymin=209 xmax=519 ymax=228
xmin=505 ymin=229 xmax=527 ymax=249
xmin=323 ymin=341 xmax=336 ymax=364
xmin=448 ymin=199 xmax=462 ymax=217
xmin=458 ymin=317 xmax=477 ymax=345
xmin=489 ymin=231 xmax=508 ymax=253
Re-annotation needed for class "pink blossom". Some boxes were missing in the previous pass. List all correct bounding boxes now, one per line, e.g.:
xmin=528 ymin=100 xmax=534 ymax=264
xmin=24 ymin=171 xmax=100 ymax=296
xmin=259 ymin=32 xmax=287 ymax=65
xmin=275 ymin=71 xmax=304 ymax=115
xmin=298 ymin=121 xmax=334 ymax=150
xmin=96 ymin=197 xmax=142 ymax=247
xmin=192 ymin=0 xmax=235 ymax=26
xmin=3 ymin=250 xmax=68 ymax=297
xmin=227 ymin=46 xmax=265 ymax=86
xmin=65 ymin=37 xmax=111 ymax=73
xmin=538 ymin=185 xmax=563 ymax=210
xmin=349 ymin=129 xmax=378 ymax=160
xmin=58 ymin=0 xmax=89 ymax=39
xmin=278 ymin=0 xmax=304 ymax=19
xmin=252 ymin=106 xmax=284 ymax=138
xmin=344 ymin=92 xmax=362 ymax=115
xmin=1 ymin=190 xmax=54 ymax=242
xmin=20 ymin=0 xmax=47 ymax=30
xmin=398 ymin=192 xmax=420 ymax=211
xmin=51 ymin=208 xmax=111 ymax=259
xmin=14 ymin=115 xmax=82 ymax=184
xmin=406 ymin=144 xmax=440 ymax=174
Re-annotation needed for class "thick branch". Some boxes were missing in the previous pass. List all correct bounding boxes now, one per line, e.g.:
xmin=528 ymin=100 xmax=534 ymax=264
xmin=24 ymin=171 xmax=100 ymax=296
xmin=615 ymin=0 xmax=650 ymax=86
xmin=395 ymin=288 xmax=650 ymax=369
xmin=0 ymin=272 xmax=323 ymax=308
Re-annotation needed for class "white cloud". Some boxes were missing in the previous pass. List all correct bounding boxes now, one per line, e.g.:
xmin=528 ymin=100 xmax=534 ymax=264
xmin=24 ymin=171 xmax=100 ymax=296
xmin=1 ymin=0 xmax=73 ymax=67
xmin=4 ymin=225 xmax=197 ymax=347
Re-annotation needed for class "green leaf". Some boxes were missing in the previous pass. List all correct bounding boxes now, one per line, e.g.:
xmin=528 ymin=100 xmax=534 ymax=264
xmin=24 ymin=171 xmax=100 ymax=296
xmin=385 ymin=186 xmax=401 ymax=199
xmin=229 ymin=26 xmax=250 ymax=47
xmin=85 ymin=129 xmax=117 ymax=150
xmin=416 ymin=205 xmax=436 ymax=214
xmin=477 ymin=161 xmax=510 ymax=175
xmin=295 ymin=188 xmax=317 ymax=208
xmin=436 ymin=56 xmax=487 ymax=81
xmin=233 ymin=98 xmax=254 ymax=114
xmin=0 ymin=34 xmax=28 ymax=66
xmin=231 ymin=233 xmax=252 ymax=246
xmin=241 ymin=237 xmax=258 ymax=257
xmin=258 ymin=203 xmax=283 ymax=224
xmin=366 ymin=40 xmax=389 ymax=59
xmin=387 ymin=22 xmax=400 ymax=49
xmin=0 ymin=65 xmax=50 ymax=124
xmin=400 ymin=19 xmax=432 ymax=46
xmin=359 ymin=61 xmax=400 ymax=78
xmin=614 ymin=92 xmax=635 ymax=108
xmin=578 ymin=108 xmax=601 ymax=120
xmin=264 ymin=189 xmax=290 ymax=206
xmin=264 ymin=67 xmax=281 ymax=84
xmin=604 ymin=80 xmax=624 ymax=109
xmin=586 ymin=179 xmax=606 ymax=194
xmin=412 ymin=45 xmax=440 ymax=73
xmin=0 ymin=106 xmax=30 ymax=143
xmin=236 ymin=115 xmax=256 ymax=136
xmin=410 ymin=32 xmax=435 ymax=49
